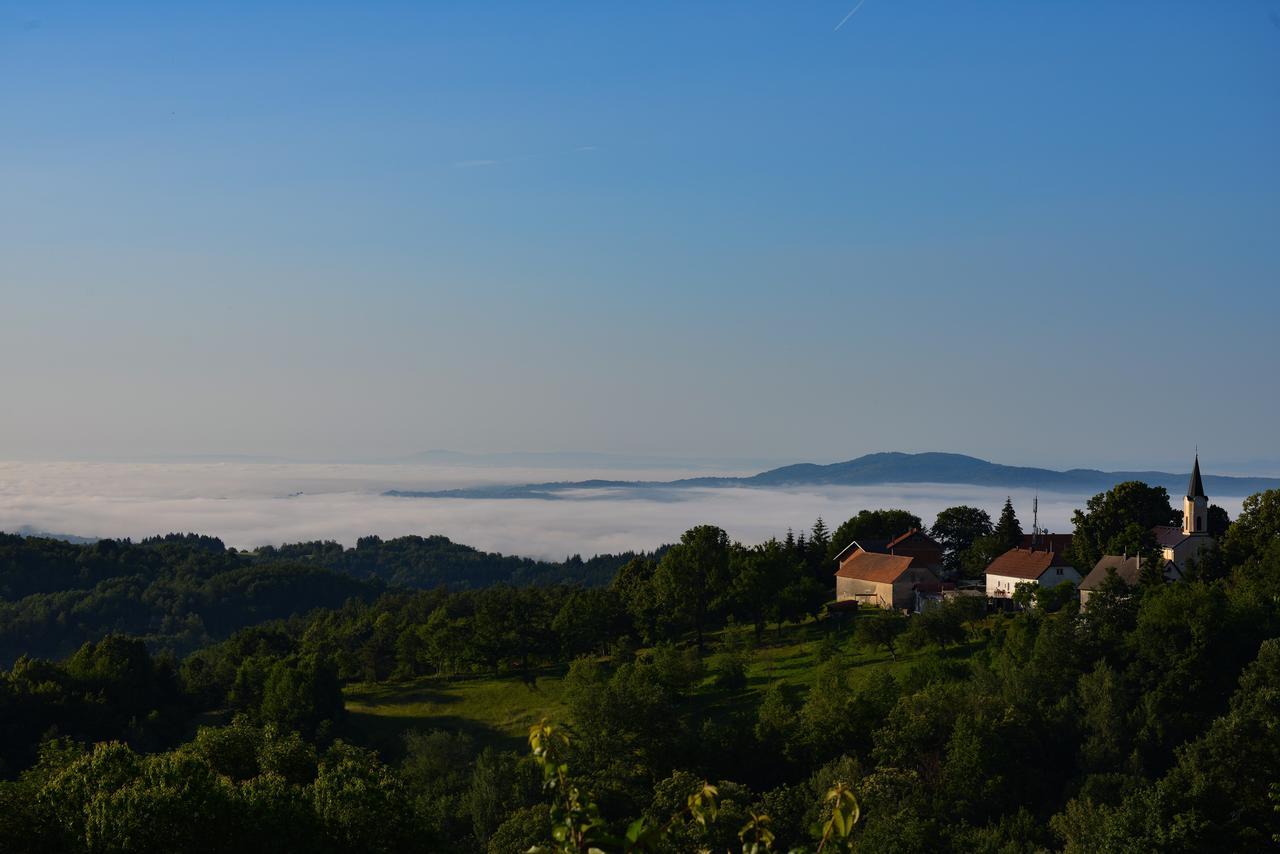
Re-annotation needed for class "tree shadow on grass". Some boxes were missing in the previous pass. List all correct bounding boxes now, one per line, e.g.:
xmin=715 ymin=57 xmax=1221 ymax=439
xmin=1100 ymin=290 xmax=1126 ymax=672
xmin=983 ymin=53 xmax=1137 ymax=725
xmin=346 ymin=683 xmax=462 ymax=708
xmin=343 ymin=710 xmax=522 ymax=762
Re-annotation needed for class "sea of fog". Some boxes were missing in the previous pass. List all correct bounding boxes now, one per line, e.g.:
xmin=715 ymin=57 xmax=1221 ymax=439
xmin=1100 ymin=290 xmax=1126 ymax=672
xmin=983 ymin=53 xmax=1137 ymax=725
xmin=0 ymin=461 xmax=1249 ymax=560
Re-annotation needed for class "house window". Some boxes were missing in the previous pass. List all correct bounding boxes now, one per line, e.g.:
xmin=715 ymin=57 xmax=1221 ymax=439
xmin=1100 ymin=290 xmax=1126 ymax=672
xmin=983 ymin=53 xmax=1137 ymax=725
xmin=1055 ymin=567 xmax=1063 ymax=575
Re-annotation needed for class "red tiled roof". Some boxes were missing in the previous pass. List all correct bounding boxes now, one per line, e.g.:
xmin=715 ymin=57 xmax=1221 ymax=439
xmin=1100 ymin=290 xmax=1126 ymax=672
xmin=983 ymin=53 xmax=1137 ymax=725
xmin=1018 ymin=533 xmax=1073 ymax=555
xmin=885 ymin=528 xmax=942 ymax=550
xmin=834 ymin=549 xmax=914 ymax=584
xmin=832 ymin=529 xmax=942 ymax=564
xmin=885 ymin=528 xmax=919 ymax=549
xmin=832 ymin=537 xmax=889 ymax=564
xmin=985 ymin=547 xmax=1061 ymax=580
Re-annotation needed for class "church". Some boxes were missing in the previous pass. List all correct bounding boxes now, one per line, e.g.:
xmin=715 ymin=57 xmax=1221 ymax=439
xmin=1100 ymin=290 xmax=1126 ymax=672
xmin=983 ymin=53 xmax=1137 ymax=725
xmin=1153 ymin=454 xmax=1215 ymax=575
xmin=1079 ymin=454 xmax=1216 ymax=605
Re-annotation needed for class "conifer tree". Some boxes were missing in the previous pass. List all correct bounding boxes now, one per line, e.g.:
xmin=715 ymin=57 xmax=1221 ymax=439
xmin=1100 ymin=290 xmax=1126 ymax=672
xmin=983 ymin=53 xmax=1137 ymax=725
xmin=807 ymin=518 xmax=832 ymax=574
xmin=810 ymin=517 xmax=830 ymax=550
xmin=994 ymin=497 xmax=1023 ymax=550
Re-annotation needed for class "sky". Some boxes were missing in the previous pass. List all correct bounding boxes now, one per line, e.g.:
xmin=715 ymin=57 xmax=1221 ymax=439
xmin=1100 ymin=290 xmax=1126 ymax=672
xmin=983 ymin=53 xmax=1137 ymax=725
xmin=3 ymin=1 xmax=1278 ymax=471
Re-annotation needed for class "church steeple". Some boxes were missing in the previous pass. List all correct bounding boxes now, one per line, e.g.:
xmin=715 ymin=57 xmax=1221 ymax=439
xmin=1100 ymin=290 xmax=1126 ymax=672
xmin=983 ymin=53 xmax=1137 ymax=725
xmin=1186 ymin=454 xmax=1206 ymax=500
xmin=1183 ymin=453 xmax=1208 ymax=536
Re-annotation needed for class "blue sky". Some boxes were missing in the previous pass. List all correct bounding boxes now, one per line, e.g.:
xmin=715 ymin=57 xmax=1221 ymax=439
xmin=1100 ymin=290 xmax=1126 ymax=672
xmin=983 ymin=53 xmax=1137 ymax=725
xmin=2 ymin=1 xmax=1278 ymax=470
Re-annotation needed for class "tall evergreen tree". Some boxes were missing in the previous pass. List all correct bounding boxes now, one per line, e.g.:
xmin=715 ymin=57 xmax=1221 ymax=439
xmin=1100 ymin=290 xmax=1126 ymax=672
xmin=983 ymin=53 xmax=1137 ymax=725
xmin=994 ymin=497 xmax=1023 ymax=550
xmin=810 ymin=518 xmax=830 ymax=551
xmin=806 ymin=518 xmax=832 ymax=577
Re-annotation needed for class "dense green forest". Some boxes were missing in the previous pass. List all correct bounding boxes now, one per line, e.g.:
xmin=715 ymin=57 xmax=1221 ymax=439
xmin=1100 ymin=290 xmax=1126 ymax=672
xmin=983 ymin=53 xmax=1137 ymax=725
xmin=0 ymin=533 xmax=651 ymax=663
xmin=1 ymin=483 xmax=1278 ymax=852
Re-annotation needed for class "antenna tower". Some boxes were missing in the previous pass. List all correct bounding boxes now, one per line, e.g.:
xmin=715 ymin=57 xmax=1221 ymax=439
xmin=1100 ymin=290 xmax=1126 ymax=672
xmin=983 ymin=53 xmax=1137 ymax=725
xmin=1032 ymin=495 xmax=1040 ymax=544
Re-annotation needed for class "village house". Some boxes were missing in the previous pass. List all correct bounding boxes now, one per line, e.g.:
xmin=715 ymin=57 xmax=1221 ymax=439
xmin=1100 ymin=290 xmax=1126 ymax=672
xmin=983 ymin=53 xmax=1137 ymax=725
xmin=834 ymin=548 xmax=941 ymax=611
xmin=1019 ymin=532 xmax=1073 ymax=554
xmin=913 ymin=580 xmax=969 ymax=613
xmin=1078 ymin=553 xmax=1180 ymax=607
xmin=831 ymin=528 xmax=944 ymax=572
xmin=984 ymin=542 xmax=1080 ymax=600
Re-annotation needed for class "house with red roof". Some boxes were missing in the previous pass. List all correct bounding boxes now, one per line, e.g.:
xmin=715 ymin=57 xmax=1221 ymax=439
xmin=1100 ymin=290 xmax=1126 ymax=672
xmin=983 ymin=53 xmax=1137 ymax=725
xmin=984 ymin=543 xmax=1080 ymax=600
xmin=835 ymin=548 xmax=941 ymax=611
xmin=1019 ymin=532 xmax=1073 ymax=555
xmin=831 ymin=528 xmax=944 ymax=572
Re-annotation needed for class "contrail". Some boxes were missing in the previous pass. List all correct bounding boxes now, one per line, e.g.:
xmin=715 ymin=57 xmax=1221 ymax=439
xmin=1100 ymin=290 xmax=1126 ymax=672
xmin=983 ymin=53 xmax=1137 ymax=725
xmin=834 ymin=0 xmax=868 ymax=31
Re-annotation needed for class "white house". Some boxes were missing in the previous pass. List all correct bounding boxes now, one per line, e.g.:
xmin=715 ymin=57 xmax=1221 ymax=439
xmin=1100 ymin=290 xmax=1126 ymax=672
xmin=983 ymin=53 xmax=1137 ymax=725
xmin=985 ymin=545 xmax=1080 ymax=599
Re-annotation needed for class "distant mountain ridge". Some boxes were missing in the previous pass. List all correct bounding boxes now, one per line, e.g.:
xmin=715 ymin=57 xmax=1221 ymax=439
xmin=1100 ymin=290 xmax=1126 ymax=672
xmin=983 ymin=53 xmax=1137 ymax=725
xmin=385 ymin=451 xmax=1280 ymax=500
xmin=393 ymin=449 xmax=781 ymax=471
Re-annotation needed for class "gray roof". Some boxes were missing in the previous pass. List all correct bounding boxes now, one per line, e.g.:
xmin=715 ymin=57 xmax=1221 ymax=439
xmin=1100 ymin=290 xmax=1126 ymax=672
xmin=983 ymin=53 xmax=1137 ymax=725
xmin=1080 ymin=555 xmax=1141 ymax=589
xmin=1079 ymin=554 xmax=1175 ymax=590
xmin=1187 ymin=455 xmax=1206 ymax=499
xmin=1152 ymin=525 xmax=1189 ymax=548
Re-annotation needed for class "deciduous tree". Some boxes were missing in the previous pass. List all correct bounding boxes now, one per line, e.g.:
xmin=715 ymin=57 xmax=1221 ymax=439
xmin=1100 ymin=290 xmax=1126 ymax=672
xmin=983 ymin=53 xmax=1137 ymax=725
xmin=931 ymin=506 xmax=994 ymax=572
xmin=828 ymin=510 xmax=924 ymax=562
xmin=1069 ymin=481 xmax=1178 ymax=571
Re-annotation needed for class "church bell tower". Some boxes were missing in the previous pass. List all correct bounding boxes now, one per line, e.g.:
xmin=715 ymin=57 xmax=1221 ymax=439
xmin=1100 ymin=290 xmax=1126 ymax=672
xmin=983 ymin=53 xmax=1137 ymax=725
xmin=1183 ymin=453 xmax=1208 ymax=536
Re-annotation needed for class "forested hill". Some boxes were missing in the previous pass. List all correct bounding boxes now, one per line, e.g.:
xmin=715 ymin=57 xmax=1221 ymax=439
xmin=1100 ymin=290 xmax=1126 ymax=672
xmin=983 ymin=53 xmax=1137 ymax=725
xmin=258 ymin=534 xmax=650 ymax=588
xmin=746 ymin=452 xmax=1280 ymax=493
xmin=0 ymin=532 xmax=651 ymax=663
xmin=388 ymin=451 xmax=1280 ymax=499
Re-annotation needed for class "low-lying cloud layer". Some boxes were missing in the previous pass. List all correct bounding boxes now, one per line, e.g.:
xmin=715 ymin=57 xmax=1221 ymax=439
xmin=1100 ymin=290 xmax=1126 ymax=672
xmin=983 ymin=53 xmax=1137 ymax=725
xmin=0 ymin=462 xmax=1248 ymax=560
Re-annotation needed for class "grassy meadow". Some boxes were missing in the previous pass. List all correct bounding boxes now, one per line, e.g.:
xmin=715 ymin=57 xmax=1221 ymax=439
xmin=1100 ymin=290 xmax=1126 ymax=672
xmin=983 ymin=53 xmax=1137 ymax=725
xmin=343 ymin=615 xmax=988 ymax=759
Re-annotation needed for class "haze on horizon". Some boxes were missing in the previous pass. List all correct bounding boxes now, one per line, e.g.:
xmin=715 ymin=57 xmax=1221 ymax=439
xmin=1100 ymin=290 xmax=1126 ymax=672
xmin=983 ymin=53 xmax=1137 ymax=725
xmin=3 ymin=1 xmax=1278 ymax=472
xmin=0 ymin=458 xmax=1255 ymax=559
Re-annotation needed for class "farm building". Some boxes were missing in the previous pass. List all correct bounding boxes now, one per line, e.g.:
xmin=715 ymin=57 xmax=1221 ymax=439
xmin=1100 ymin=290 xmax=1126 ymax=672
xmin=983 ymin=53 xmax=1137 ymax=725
xmin=831 ymin=528 xmax=944 ymax=572
xmin=834 ymin=549 xmax=940 ymax=611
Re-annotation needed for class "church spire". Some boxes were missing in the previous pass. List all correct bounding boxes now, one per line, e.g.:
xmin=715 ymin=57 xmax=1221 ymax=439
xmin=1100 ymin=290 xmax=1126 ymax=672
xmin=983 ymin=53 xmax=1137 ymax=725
xmin=1183 ymin=453 xmax=1209 ymax=537
xmin=1186 ymin=453 xmax=1206 ymax=499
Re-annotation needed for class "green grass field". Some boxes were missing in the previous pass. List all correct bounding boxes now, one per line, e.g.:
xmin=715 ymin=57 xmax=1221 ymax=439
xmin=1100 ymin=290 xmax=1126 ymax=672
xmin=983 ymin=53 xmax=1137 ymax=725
xmin=345 ymin=666 xmax=574 ymax=757
xmin=343 ymin=617 xmax=984 ymax=759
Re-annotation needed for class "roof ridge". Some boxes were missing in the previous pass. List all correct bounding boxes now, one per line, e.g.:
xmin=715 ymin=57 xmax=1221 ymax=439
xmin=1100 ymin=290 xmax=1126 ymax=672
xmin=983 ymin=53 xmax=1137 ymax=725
xmin=885 ymin=528 xmax=920 ymax=549
xmin=834 ymin=549 xmax=915 ymax=583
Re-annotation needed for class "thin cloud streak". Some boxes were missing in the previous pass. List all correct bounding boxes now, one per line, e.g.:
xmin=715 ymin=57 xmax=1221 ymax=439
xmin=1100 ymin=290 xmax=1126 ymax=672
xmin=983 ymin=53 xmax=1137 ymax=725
xmin=455 ymin=147 xmax=595 ymax=170
xmin=834 ymin=0 xmax=868 ymax=31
